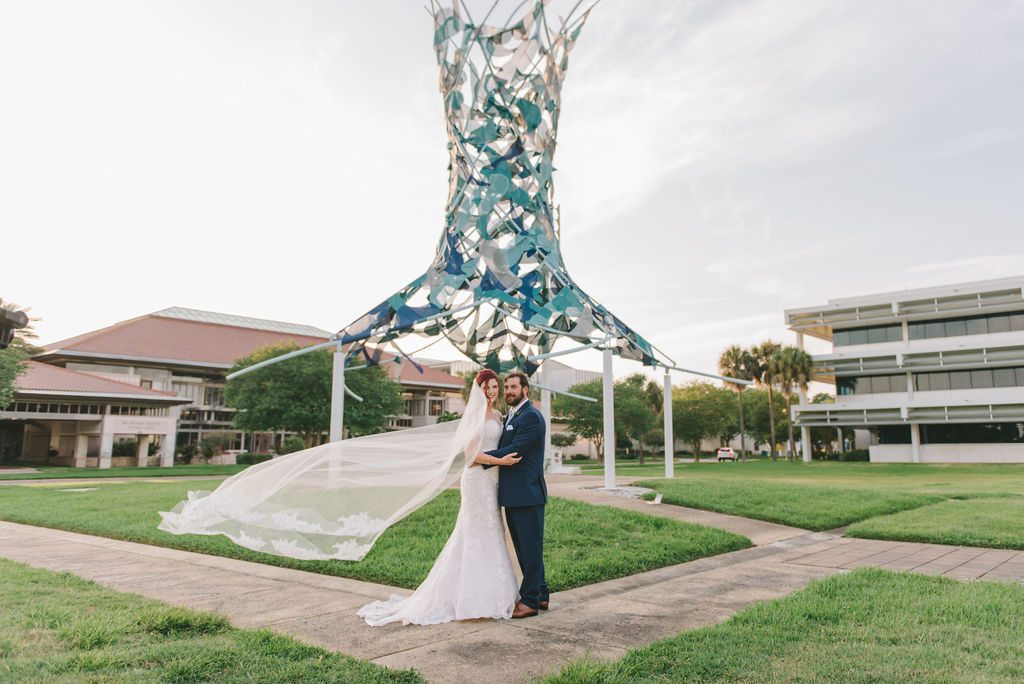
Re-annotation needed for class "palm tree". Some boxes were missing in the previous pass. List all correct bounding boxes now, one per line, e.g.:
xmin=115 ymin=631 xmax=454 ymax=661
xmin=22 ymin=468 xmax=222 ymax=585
xmin=718 ymin=345 xmax=755 ymax=462
xmin=750 ymin=341 xmax=782 ymax=460
xmin=770 ymin=346 xmax=813 ymax=461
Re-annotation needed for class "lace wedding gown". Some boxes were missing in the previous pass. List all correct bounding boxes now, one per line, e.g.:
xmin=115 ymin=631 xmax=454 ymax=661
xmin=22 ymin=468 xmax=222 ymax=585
xmin=358 ymin=418 xmax=519 ymax=626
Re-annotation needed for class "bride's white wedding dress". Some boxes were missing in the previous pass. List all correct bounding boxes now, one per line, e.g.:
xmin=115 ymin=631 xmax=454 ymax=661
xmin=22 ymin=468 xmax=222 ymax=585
xmin=358 ymin=418 xmax=519 ymax=626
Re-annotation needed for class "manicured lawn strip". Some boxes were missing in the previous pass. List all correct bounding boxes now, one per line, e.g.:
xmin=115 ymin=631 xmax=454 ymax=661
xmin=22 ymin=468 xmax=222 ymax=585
xmin=0 ymin=558 xmax=422 ymax=683
xmin=0 ymin=481 xmax=750 ymax=591
xmin=848 ymin=496 xmax=1024 ymax=550
xmin=0 ymin=464 xmax=248 ymax=480
xmin=640 ymin=478 xmax=944 ymax=531
xmin=545 ymin=568 xmax=1024 ymax=683
xmin=604 ymin=460 xmax=1024 ymax=496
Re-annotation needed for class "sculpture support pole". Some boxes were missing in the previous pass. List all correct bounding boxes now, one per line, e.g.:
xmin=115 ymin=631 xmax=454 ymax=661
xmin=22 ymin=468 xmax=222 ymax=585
xmin=540 ymin=361 xmax=552 ymax=471
xmin=664 ymin=368 xmax=674 ymax=478
xmin=330 ymin=346 xmax=345 ymax=442
xmin=603 ymin=347 xmax=615 ymax=489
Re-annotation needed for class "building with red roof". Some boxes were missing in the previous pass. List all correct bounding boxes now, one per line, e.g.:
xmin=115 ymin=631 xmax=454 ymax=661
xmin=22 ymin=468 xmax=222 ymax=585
xmin=4 ymin=307 xmax=463 ymax=468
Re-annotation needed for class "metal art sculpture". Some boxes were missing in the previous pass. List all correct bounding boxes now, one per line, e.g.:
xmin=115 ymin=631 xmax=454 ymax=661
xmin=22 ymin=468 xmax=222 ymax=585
xmin=336 ymin=0 xmax=662 ymax=373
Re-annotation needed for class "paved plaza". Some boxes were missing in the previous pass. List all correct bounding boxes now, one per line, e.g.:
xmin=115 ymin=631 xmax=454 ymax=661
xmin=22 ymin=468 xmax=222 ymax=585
xmin=1 ymin=475 xmax=1022 ymax=682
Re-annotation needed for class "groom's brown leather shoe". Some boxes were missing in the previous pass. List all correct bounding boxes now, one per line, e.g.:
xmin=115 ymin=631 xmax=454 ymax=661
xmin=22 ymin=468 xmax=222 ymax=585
xmin=511 ymin=601 xmax=538 ymax=619
xmin=539 ymin=601 xmax=549 ymax=610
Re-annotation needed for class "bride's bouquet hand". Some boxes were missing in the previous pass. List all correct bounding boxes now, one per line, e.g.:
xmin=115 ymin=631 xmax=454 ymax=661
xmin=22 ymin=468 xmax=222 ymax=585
xmin=496 ymin=452 xmax=521 ymax=466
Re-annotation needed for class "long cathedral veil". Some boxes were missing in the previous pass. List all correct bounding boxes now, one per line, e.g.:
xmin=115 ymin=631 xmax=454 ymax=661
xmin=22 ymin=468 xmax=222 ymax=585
xmin=158 ymin=383 xmax=488 ymax=561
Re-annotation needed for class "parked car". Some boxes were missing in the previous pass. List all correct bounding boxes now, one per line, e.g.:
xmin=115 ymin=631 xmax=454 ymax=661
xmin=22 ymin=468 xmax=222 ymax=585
xmin=716 ymin=447 xmax=737 ymax=462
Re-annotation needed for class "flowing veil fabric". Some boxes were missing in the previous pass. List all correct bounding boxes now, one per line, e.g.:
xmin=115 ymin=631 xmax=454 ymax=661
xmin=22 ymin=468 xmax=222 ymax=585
xmin=158 ymin=384 xmax=488 ymax=561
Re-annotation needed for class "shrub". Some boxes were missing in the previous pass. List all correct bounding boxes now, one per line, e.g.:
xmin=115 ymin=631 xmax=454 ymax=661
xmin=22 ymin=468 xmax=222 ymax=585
xmin=112 ymin=439 xmax=137 ymax=459
xmin=838 ymin=449 xmax=869 ymax=462
xmin=551 ymin=433 xmax=576 ymax=448
xmin=175 ymin=442 xmax=197 ymax=465
xmin=236 ymin=452 xmax=273 ymax=465
xmin=436 ymin=410 xmax=461 ymax=423
xmin=280 ymin=435 xmax=305 ymax=454
xmin=198 ymin=432 xmax=233 ymax=461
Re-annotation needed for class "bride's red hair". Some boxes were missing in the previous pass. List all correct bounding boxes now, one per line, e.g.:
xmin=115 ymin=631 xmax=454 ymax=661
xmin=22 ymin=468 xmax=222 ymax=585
xmin=475 ymin=369 xmax=499 ymax=387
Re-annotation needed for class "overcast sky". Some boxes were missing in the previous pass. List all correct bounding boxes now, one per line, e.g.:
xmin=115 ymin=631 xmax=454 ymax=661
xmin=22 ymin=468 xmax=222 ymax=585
xmin=2 ymin=0 xmax=1022 ymax=382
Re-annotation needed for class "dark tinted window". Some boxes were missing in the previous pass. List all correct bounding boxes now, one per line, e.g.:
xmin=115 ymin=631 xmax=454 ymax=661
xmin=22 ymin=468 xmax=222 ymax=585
xmin=994 ymin=368 xmax=1016 ymax=387
xmin=966 ymin=317 xmax=988 ymax=335
xmin=945 ymin=319 xmax=967 ymax=337
xmin=971 ymin=369 xmax=994 ymax=388
xmin=949 ymin=371 xmax=972 ymax=390
xmin=989 ymin=315 xmax=1011 ymax=333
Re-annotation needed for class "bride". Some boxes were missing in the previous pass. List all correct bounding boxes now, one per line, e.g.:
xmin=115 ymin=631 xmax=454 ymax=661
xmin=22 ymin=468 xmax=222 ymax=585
xmin=158 ymin=368 xmax=522 ymax=624
xmin=358 ymin=369 xmax=521 ymax=625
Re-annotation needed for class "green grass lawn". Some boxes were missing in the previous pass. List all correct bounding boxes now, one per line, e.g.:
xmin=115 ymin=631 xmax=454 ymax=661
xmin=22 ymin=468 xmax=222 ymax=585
xmin=614 ymin=461 xmax=1024 ymax=547
xmin=0 ymin=464 xmax=249 ymax=480
xmin=848 ymin=496 xmax=1024 ymax=550
xmin=0 ymin=557 xmax=422 ymax=683
xmin=640 ymin=478 xmax=945 ymax=531
xmin=545 ymin=567 xmax=1024 ymax=683
xmin=608 ymin=460 xmax=1024 ymax=495
xmin=0 ymin=481 xmax=749 ymax=591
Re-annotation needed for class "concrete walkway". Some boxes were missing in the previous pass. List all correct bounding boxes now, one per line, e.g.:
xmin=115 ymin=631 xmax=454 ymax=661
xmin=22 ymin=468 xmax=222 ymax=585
xmin=2 ymin=475 xmax=1024 ymax=682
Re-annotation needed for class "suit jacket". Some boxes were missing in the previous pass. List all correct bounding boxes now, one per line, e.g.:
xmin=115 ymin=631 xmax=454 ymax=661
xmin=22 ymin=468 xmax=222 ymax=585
xmin=485 ymin=400 xmax=547 ymax=508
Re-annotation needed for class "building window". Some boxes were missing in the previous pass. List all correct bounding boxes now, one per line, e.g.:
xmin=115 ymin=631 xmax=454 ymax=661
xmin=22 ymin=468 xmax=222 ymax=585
xmin=429 ymin=399 xmax=444 ymax=416
xmin=921 ymin=422 xmax=1024 ymax=444
xmin=907 ymin=311 xmax=1024 ymax=340
xmin=837 ymin=374 xmax=904 ymax=395
xmin=834 ymin=324 xmax=902 ymax=347
xmin=876 ymin=426 xmax=911 ymax=444
xmin=914 ymin=366 xmax=1024 ymax=391
xmin=140 ymin=379 xmax=153 ymax=389
xmin=203 ymin=386 xmax=224 ymax=407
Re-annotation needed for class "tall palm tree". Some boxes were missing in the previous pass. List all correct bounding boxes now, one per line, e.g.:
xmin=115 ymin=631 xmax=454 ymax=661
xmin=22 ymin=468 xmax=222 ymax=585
xmin=718 ymin=345 xmax=755 ymax=462
xmin=750 ymin=340 xmax=782 ymax=460
xmin=770 ymin=346 xmax=813 ymax=461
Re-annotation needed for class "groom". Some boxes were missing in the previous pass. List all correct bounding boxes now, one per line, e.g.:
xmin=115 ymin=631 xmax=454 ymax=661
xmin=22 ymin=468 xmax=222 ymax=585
xmin=485 ymin=370 xmax=549 ymax=618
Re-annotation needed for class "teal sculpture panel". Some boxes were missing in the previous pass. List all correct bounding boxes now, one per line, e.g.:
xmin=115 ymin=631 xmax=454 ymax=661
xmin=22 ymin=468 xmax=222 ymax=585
xmin=338 ymin=1 xmax=657 ymax=374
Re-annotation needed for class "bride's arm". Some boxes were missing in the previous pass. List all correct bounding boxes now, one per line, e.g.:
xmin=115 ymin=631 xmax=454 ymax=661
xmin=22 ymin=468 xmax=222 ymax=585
xmin=472 ymin=450 xmax=520 ymax=467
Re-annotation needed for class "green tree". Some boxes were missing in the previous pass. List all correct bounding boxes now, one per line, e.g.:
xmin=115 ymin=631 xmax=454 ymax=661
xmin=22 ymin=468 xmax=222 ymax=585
xmin=552 ymin=379 xmax=605 ymax=460
xmin=743 ymin=388 xmax=788 ymax=453
xmin=749 ymin=340 xmax=782 ymax=460
xmin=0 ymin=301 xmax=37 ymax=410
xmin=718 ymin=345 xmax=756 ymax=462
xmin=671 ymin=381 xmax=736 ymax=462
xmin=770 ymin=345 xmax=814 ymax=461
xmin=226 ymin=343 xmax=403 ymax=446
xmin=615 ymin=374 xmax=658 ymax=464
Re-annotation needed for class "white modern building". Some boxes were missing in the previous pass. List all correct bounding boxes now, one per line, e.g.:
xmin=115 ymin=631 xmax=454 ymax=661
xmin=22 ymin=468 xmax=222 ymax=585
xmin=786 ymin=277 xmax=1024 ymax=463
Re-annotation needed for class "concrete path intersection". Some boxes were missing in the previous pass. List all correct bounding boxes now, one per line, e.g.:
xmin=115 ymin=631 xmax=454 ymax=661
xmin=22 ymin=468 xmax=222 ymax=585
xmin=1 ymin=474 xmax=1022 ymax=682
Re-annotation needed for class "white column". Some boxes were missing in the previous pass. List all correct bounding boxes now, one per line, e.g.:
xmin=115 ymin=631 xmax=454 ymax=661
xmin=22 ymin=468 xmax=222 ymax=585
xmin=98 ymin=414 xmax=113 ymax=469
xmin=602 ymin=347 xmax=615 ymax=490
xmin=330 ymin=347 xmax=346 ymax=442
xmin=801 ymin=425 xmax=812 ymax=463
xmin=161 ymin=428 xmax=176 ymax=467
xmin=73 ymin=434 xmax=89 ymax=469
xmin=836 ymin=427 xmax=844 ymax=453
xmin=540 ymin=361 xmax=552 ymax=472
xmin=910 ymin=422 xmax=921 ymax=463
xmin=663 ymin=368 xmax=673 ymax=478
xmin=136 ymin=435 xmax=152 ymax=467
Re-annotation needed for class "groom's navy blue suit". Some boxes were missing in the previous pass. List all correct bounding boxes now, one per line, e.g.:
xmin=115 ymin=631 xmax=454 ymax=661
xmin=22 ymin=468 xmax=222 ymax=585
xmin=485 ymin=400 xmax=549 ymax=610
